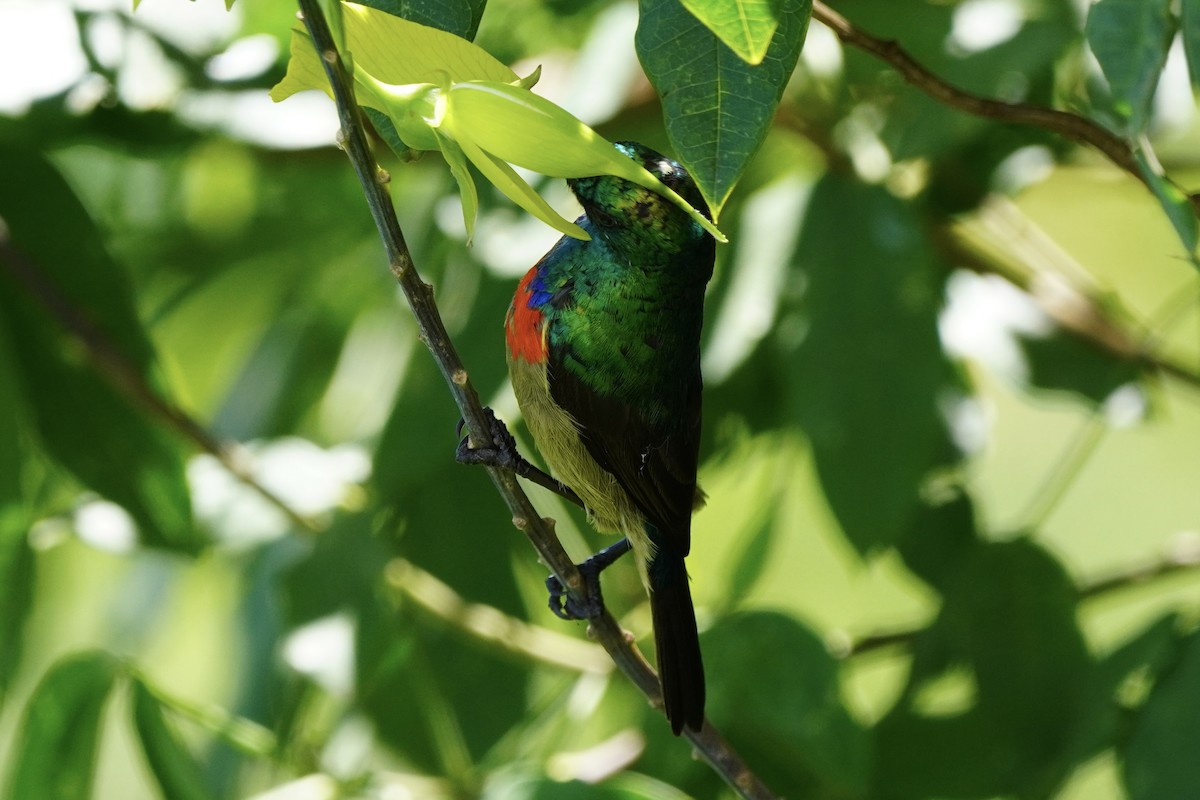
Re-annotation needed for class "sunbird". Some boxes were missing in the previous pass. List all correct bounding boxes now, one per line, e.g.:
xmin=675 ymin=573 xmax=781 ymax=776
xmin=502 ymin=142 xmax=716 ymax=734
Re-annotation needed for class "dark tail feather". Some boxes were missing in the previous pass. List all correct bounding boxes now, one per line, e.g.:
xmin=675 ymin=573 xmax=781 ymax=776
xmin=648 ymin=549 xmax=705 ymax=735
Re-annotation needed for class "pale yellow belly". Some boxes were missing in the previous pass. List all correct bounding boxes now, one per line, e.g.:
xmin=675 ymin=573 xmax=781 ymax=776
xmin=508 ymin=356 xmax=657 ymax=578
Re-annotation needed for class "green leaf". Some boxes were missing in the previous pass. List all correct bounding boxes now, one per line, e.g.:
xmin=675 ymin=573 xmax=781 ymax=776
xmin=482 ymin=767 xmax=693 ymax=799
xmin=896 ymin=493 xmax=980 ymax=594
xmin=1184 ymin=0 xmax=1200 ymax=92
xmin=704 ymin=611 xmax=872 ymax=795
xmin=636 ymin=0 xmax=809 ymax=216
xmin=1134 ymin=150 xmax=1200 ymax=266
xmin=1085 ymin=0 xmax=1175 ymax=134
xmin=0 ymin=509 xmax=33 ymax=709
xmin=679 ymin=0 xmax=780 ymax=65
xmin=0 ymin=147 xmax=199 ymax=552
xmin=1068 ymin=613 xmax=1181 ymax=763
xmin=365 ymin=107 xmax=418 ymax=159
xmin=1020 ymin=329 xmax=1143 ymax=404
xmin=441 ymin=81 xmax=725 ymax=240
xmin=1123 ymin=626 xmax=1200 ymax=800
xmin=359 ymin=0 xmax=487 ymax=39
xmin=875 ymin=540 xmax=1091 ymax=798
xmin=789 ymin=176 xmax=948 ymax=553
xmin=270 ymin=2 xmax=516 ymax=105
xmin=3 ymin=652 xmax=120 ymax=800
xmin=131 ymin=679 xmax=214 ymax=800
xmin=0 ymin=318 xmax=32 ymax=707
xmin=283 ymin=512 xmax=389 ymax=627
xmin=274 ymin=5 xmax=726 ymax=241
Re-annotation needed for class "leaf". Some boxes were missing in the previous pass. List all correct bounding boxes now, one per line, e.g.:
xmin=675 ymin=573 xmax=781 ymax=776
xmin=131 ymin=679 xmax=214 ymax=800
xmin=895 ymin=493 xmax=980 ymax=594
xmin=358 ymin=0 xmax=487 ymax=39
xmin=3 ymin=652 xmax=120 ymax=800
xmin=1184 ymin=0 xmax=1200 ymax=92
xmin=283 ymin=512 xmax=389 ymax=627
xmin=1019 ymin=329 xmax=1142 ymax=404
xmin=1068 ymin=613 xmax=1181 ymax=763
xmin=788 ymin=176 xmax=949 ymax=553
xmin=0 ymin=147 xmax=199 ymax=552
xmin=366 ymin=107 xmax=424 ymax=160
xmin=482 ymin=767 xmax=694 ymax=799
xmin=704 ymin=611 xmax=872 ymax=795
xmin=874 ymin=540 xmax=1091 ymax=798
xmin=0 ymin=320 xmax=32 ymax=706
xmin=0 ymin=508 xmax=33 ymax=709
xmin=636 ymin=0 xmax=810 ymax=216
xmin=442 ymin=82 xmax=725 ymax=240
xmin=274 ymin=5 xmax=725 ymax=241
xmin=1123 ymin=626 xmax=1200 ymax=800
xmin=270 ymin=2 xmax=516 ymax=104
xmin=1134 ymin=150 xmax=1200 ymax=267
xmin=679 ymin=0 xmax=780 ymax=65
xmin=1085 ymin=0 xmax=1175 ymax=135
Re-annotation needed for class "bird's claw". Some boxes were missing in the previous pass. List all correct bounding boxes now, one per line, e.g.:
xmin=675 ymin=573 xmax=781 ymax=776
xmin=545 ymin=538 xmax=631 ymax=621
xmin=546 ymin=569 xmax=604 ymax=621
xmin=455 ymin=407 xmax=523 ymax=470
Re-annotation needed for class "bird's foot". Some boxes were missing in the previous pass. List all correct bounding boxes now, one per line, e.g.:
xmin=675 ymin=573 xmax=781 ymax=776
xmin=547 ymin=538 xmax=633 ymax=620
xmin=456 ymin=409 xmax=584 ymax=508
xmin=456 ymin=407 xmax=527 ymax=472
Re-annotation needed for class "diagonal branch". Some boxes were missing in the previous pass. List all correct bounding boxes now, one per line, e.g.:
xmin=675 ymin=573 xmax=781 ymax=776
xmin=0 ymin=233 xmax=320 ymax=535
xmin=811 ymin=0 xmax=1200 ymax=217
xmin=293 ymin=3 xmax=777 ymax=798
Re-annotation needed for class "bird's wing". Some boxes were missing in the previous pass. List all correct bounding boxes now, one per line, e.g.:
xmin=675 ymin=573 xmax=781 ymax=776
xmin=546 ymin=344 xmax=701 ymax=556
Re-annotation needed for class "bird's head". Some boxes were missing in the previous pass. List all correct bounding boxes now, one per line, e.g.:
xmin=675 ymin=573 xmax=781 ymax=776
xmin=567 ymin=142 xmax=710 ymax=249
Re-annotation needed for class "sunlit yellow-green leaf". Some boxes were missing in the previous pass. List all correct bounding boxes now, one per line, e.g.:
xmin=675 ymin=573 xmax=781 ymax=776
xmin=432 ymin=129 xmax=481 ymax=242
xmin=271 ymin=1 xmax=515 ymax=104
xmin=680 ymin=0 xmax=781 ymax=65
xmin=338 ymin=2 xmax=514 ymax=85
xmin=445 ymin=81 xmax=727 ymax=241
xmin=269 ymin=28 xmax=333 ymax=104
xmin=270 ymin=0 xmax=724 ymax=242
xmin=453 ymin=132 xmax=589 ymax=240
xmin=513 ymin=65 xmax=542 ymax=90
xmin=360 ymin=76 xmax=443 ymax=149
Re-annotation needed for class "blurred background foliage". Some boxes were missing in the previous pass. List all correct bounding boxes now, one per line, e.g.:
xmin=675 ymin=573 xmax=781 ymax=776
xmin=1 ymin=0 xmax=1199 ymax=798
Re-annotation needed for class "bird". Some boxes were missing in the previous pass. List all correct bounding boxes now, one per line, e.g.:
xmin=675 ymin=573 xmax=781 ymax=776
xmin=502 ymin=141 xmax=715 ymax=734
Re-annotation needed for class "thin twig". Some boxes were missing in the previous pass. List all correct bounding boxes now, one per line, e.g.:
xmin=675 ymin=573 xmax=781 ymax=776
xmin=811 ymin=0 xmax=1200 ymax=217
xmin=938 ymin=204 xmax=1200 ymax=393
xmin=384 ymin=557 xmax=612 ymax=674
xmin=293 ymin=3 xmax=777 ymax=797
xmin=0 ymin=234 xmax=320 ymax=535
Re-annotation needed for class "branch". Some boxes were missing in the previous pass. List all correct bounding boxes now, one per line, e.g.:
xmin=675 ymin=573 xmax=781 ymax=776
xmin=384 ymin=557 xmax=612 ymax=674
xmin=0 ymin=233 xmax=320 ymax=535
xmin=293 ymin=3 xmax=777 ymax=797
xmin=936 ymin=201 xmax=1200 ymax=393
xmin=811 ymin=1 xmax=1200 ymax=217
